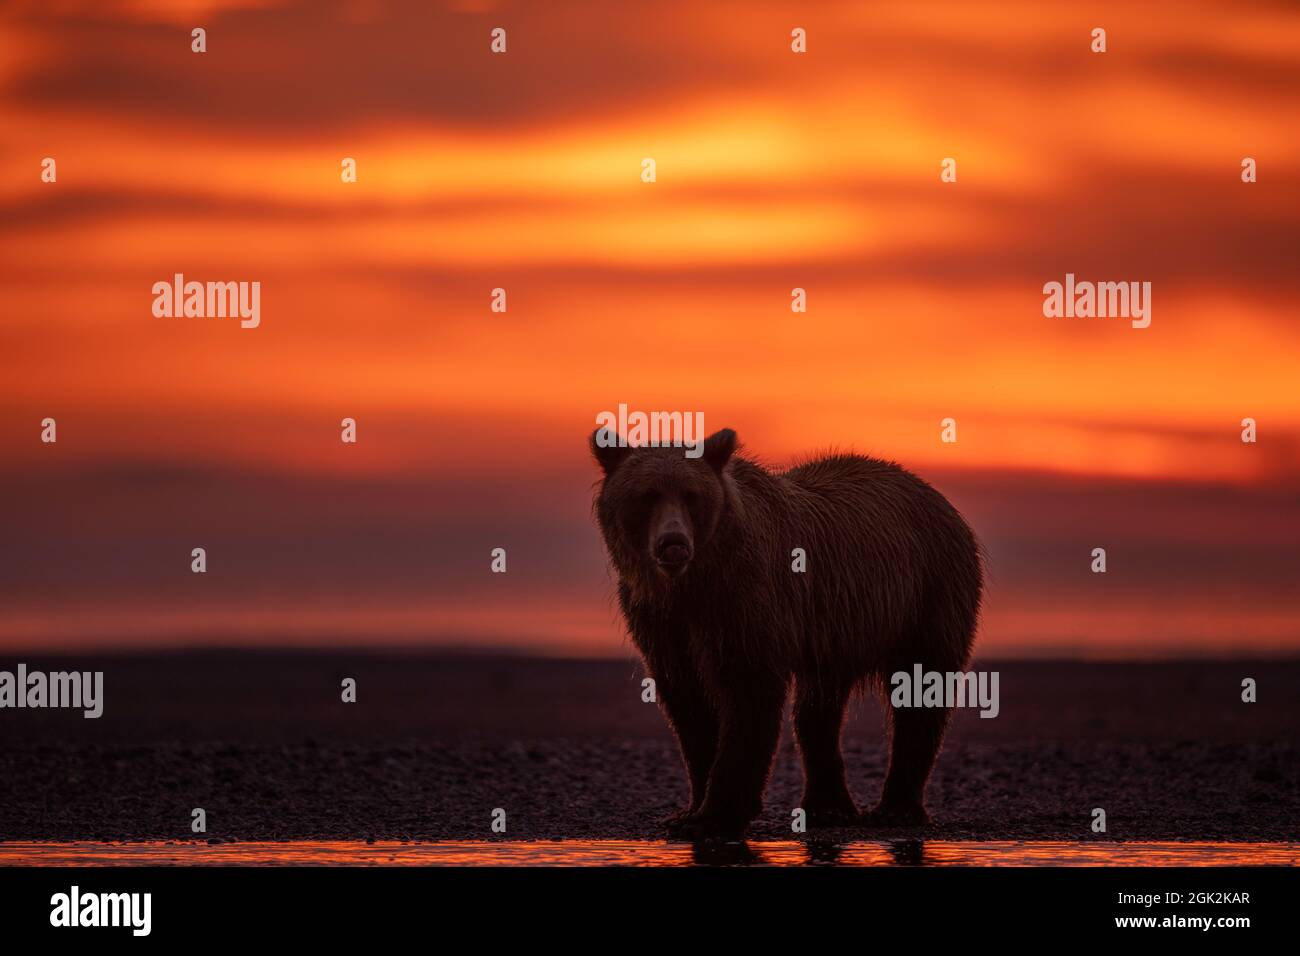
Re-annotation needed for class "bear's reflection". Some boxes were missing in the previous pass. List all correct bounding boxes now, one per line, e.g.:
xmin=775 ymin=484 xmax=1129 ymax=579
xmin=688 ymin=840 xmax=765 ymax=866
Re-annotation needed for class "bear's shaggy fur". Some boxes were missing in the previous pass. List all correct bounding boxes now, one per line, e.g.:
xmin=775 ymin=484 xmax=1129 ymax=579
xmin=591 ymin=428 xmax=983 ymax=840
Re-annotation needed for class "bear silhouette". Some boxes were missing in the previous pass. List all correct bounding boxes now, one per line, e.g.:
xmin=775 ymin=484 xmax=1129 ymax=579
xmin=591 ymin=427 xmax=983 ymax=840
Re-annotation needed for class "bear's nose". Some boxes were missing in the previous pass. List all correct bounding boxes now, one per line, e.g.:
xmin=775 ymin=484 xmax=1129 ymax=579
xmin=654 ymin=532 xmax=693 ymax=566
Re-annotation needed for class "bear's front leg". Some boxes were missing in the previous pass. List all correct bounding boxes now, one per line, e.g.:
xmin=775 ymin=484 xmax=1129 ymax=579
xmin=655 ymin=675 xmax=719 ymax=829
xmin=675 ymin=676 xmax=787 ymax=841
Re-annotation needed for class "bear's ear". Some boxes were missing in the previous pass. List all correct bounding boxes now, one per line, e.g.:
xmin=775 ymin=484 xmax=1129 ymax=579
xmin=590 ymin=427 xmax=631 ymax=475
xmin=702 ymin=428 xmax=737 ymax=473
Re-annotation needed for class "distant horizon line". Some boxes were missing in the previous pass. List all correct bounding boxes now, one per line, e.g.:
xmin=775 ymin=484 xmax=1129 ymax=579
xmin=1 ymin=643 xmax=1296 ymax=663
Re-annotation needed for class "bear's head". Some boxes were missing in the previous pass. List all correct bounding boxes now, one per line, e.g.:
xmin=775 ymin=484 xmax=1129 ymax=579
xmin=590 ymin=427 xmax=737 ymax=590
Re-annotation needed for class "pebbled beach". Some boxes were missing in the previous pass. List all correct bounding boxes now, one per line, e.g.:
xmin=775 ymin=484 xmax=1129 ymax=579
xmin=0 ymin=652 xmax=1295 ymax=844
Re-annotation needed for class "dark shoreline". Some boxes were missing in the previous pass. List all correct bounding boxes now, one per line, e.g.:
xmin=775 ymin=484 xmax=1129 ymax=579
xmin=0 ymin=652 xmax=1296 ymax=843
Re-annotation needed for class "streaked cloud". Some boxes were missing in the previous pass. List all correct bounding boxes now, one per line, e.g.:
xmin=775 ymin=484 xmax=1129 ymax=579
xmin=1 ymin=0 xmax=1296 ymax=653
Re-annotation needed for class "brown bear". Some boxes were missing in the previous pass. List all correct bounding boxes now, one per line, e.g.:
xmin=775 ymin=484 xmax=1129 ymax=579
xmin=590 ymin=427 xmax=983 ymax=840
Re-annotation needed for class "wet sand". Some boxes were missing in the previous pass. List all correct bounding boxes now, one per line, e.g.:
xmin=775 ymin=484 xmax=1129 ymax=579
xmin=4 ymin=840 xmax=1297 ymax=867
xmin=0 ymin=652 xmax=1296 ymax=844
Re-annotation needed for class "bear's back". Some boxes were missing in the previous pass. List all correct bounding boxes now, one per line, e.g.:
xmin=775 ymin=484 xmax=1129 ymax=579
xmin=767 ymin=452 xmax=982 ymax=655
xmin=778 ymin=452 xmax=937 ymax=511
xmin=769 ymin=452 xmax=977 ymax=562
xmin=780 ymin=452 xmax=907 ymax=491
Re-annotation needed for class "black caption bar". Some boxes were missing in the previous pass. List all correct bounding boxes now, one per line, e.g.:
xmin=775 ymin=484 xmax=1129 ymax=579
xmin=0 ymin=864 xmax=1291 ymax=943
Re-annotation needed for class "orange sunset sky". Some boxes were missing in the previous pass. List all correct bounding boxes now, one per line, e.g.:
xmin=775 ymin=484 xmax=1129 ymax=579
xmin=1 ymin=0 xmax=1297 ymax=656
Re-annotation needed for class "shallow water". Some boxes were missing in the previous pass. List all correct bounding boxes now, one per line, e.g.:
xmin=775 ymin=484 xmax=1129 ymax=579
xmin=1 ymin=840 xmax=1295 ymax=866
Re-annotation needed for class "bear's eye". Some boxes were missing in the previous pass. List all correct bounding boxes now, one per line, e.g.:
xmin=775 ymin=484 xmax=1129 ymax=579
xmin=623 ymin=491 xmax=656 ymax=524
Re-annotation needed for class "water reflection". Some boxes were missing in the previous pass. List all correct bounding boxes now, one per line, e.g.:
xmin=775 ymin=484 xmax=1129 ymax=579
xmin=888 ymin=840 xmax=926 ymax=866
xmin=0 ymin=840 xmax=1294 ymax=867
